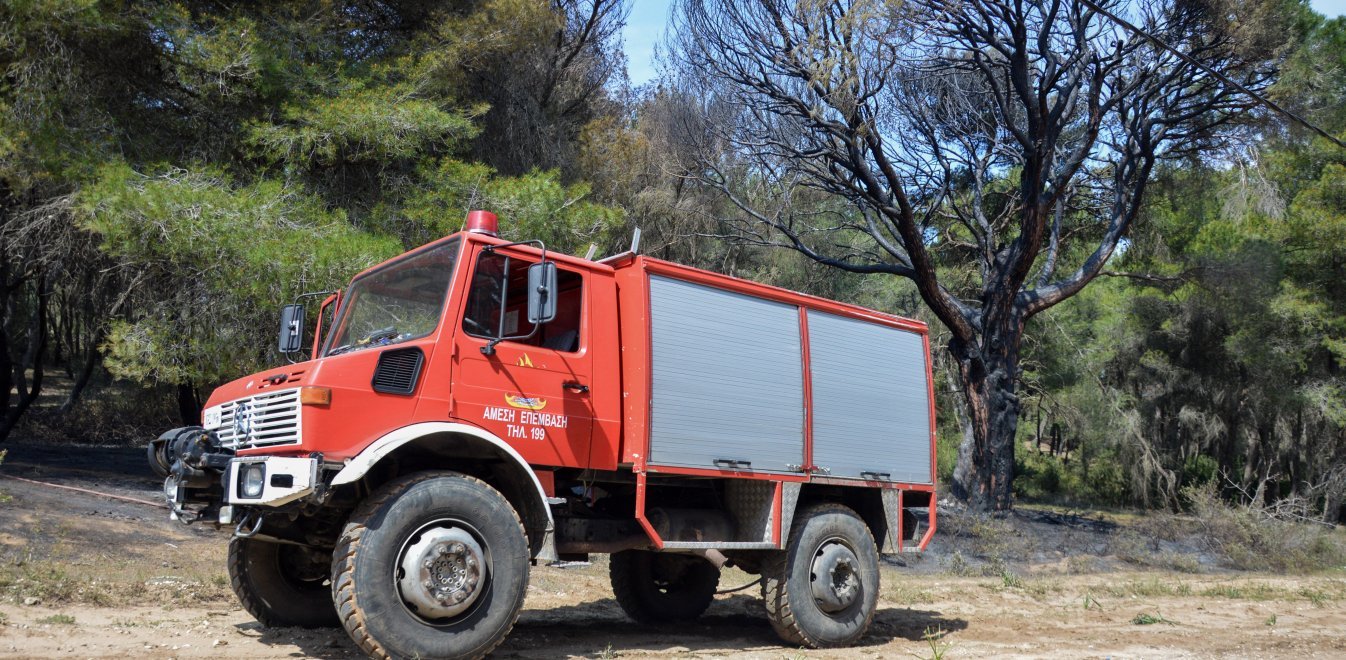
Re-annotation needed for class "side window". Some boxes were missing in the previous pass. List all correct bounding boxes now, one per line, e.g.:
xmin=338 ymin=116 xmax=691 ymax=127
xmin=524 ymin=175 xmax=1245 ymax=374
xmin=462 ymin=251 xmax=583 ymax=352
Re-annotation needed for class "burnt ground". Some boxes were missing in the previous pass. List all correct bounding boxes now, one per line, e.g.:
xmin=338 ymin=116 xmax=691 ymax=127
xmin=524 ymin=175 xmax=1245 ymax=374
xmin=1 ymin=437 xmax=1345 ymax=659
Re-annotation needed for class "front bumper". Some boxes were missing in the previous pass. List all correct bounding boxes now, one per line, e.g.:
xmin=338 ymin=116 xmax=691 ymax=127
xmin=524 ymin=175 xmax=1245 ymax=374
xmin=223 ymin=456 xmax=319 ymax=506
xmin=158 ymin=426 xmax=322 ymax=525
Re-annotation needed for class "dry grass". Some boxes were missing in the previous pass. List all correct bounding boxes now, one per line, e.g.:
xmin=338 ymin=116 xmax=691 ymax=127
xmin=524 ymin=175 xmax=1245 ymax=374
xmin=0 ymin=557 xmax=232 ymax=607
xmin=1091 ymin=576 xmax=1346 ymax=604
xmin=0 ymin=499 xmax=232 ymax=607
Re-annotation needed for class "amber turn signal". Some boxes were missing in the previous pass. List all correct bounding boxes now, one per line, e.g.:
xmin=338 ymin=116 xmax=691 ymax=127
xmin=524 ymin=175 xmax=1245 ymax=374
xmin=299 ymin=386 xmax=332 ymax=406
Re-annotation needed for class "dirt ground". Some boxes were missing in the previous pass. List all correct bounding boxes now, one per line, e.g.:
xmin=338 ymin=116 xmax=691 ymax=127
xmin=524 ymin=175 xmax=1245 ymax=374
xmin=1 ymin=440 xmax=1344 ymax=659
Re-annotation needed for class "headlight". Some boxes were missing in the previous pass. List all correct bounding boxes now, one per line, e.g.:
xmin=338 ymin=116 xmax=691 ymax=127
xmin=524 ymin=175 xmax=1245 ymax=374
xmin=239 ymin=463 xmax=266 ymax=499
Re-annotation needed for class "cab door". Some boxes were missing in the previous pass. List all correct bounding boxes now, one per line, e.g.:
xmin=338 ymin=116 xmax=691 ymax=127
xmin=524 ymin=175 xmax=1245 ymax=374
xmin=449 ymin=246 xmax=595 ymax=469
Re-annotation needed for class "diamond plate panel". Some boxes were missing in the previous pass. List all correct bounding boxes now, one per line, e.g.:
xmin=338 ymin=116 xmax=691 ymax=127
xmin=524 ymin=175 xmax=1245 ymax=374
xmin=778 ymin=482 xmax=802 ymax=545
xmin=725 ymin=480 xmax=775 ymax=543
xmin=881 ymin=489 xmax=903 ymax=554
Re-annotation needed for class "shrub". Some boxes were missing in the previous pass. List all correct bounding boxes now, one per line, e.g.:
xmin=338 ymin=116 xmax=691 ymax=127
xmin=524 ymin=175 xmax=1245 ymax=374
xmin=1184 ymin=482 xmax=1346 ymax=572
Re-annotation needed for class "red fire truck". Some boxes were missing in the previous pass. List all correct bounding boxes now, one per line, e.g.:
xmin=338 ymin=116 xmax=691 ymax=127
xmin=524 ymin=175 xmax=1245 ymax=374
xmin=152 ymin=211 xmax=937 ymax=659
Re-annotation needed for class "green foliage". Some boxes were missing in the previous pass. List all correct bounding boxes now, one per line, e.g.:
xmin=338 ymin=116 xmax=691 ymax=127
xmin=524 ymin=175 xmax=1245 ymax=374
xmin=1014 ymin=447 xmax=1130 ymax=507
xmin=919 ymin=626 xmax=952 ymax=660
xmin=485 ymin=171 xmax=623 ymax=253
xmin=1083 ymin=593 xmax=1103 ymax=610
xmin=1131 ymin=612 xmax=1176 ymax=626
xmin=404 ymin=161 xmax=622 ymax=253
xmin=77 ymin=163 xmax=399 ymax=384
xmin=1182 ymin=455 xmax=1220 ymax=489
xmin=0 ymin=0 xmax=627 ymax=422
xmin=1010 ymin=41 xmax=1346 ymax=511
xmin=246 ymin=87 xmax=481 ymax=166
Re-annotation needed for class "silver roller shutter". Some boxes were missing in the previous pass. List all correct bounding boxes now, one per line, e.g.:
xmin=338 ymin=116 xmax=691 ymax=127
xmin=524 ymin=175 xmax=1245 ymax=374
xmin=647 ymin=276 xmax=805 ymax=472
xmin=807 ymin=311 xmax=932 ymax=484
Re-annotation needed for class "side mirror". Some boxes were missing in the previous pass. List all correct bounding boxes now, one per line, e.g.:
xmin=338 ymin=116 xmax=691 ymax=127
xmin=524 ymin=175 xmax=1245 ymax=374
xmin=527 ymin=262 xmax=558 ymax=325
xmin=278 ymin=304 xmax=305 ymax=353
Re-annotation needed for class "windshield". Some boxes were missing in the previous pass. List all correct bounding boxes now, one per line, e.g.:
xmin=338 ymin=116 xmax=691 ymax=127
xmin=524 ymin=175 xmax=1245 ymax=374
xmin=323 ymin=238 xmax=461 ymax=356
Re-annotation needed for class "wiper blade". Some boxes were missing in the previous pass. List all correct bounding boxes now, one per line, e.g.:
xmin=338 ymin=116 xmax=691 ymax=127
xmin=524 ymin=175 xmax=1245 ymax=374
xmin=364 ymin=326 xmax=399 ymax=344
xmin=327 ymin=327 xmax=399 ymax=357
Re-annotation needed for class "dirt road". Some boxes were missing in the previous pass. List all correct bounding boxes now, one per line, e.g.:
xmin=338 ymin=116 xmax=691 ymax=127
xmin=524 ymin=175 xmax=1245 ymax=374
xmin=2 ymin=441 xmax=1344 ymax=658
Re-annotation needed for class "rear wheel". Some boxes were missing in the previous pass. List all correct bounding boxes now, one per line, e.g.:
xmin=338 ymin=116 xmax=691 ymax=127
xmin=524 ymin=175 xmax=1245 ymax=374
xmin=228 ymin=537 xmax=339 ymax=628
xmin=762 ymin=503 xmax=879 ymax=648
xmin=332 ymin=472 xmax=530 ymax=660
xmin=610 ymin=550 xmax=720 ymax=624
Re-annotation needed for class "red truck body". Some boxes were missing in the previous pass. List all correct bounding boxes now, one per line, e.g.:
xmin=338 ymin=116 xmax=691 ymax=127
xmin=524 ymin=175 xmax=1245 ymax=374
xmin=163 ymin=216 xmax=937 ymax=659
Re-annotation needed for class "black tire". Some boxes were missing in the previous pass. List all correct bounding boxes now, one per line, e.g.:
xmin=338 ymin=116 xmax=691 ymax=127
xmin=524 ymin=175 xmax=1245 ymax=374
xmin=147 ymin=439 xmax=171 ymax=478
xmin=761 ymin=503 xmax=880 ymax=648
xmin=331 ymin=471 xmax=530 ymax=660
xmin=228 ymin=537 xmax=339 ymax=628
xmin=610 ymin=550 xmax=720 ymax=624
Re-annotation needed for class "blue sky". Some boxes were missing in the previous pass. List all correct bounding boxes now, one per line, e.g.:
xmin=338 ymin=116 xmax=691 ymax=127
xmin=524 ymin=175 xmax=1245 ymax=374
xmin=1313 ymin=0 xmax=1346 ymax=18
xmin=623 ymin=0 xmax=1346 ymax=87
xmin=623 ymin=0 xmax=673 ymax=86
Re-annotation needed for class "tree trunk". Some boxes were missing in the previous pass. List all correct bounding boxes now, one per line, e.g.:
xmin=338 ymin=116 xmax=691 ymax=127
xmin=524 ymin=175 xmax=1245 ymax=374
xmin=177 ymin=382 xmax=201 ymax=426
xmin=0 ymin=275 xmax=12 ymax=432
xmin=948 ymin=360 xmax=976 ymax=503
xmin=0 ymin=308 xmax=12 ymax=438
xmin=0 ymin=275 xmax=49 ymax=443
xmin=950 ymin=413 xmax=976 ymax=503
xmin=57 ymin=328 xmax=102 ymax=415
xmin=949 ymin=329 xmax=1022 ymax=512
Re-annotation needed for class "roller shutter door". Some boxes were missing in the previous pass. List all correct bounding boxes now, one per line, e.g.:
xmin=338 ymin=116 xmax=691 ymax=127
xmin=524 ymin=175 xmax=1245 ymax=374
xmin=807 ymin=311 xmax=931 ymax=484
xmin=647 ymin=276 xmax=805 ymax=472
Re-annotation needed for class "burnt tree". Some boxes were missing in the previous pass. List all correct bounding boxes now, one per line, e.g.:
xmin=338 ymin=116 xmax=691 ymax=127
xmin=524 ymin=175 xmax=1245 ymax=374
xmin=672 ymin=0 xmax=1273 ymax=510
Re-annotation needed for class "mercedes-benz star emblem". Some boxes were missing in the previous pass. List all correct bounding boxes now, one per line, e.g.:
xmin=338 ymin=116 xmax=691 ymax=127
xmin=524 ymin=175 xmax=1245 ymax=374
xmin=234 ymin=401 xmax=254 ymax=439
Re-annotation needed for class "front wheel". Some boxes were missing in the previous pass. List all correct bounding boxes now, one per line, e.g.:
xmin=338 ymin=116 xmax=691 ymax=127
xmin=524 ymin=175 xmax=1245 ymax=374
xmin=332 ymin=471 xmax=530 ymax=660
xmin=228 ymin=537 xmax=339 ymax=628
xmin=761 ymin=503 xmax=880 ymax=648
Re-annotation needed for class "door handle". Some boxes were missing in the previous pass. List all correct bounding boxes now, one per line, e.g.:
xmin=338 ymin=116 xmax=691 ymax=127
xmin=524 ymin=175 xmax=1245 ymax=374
xmin=713 ymin=458 xmax=752 ymax=470
xmin=561 ymin=381 xmax=589 ymax=394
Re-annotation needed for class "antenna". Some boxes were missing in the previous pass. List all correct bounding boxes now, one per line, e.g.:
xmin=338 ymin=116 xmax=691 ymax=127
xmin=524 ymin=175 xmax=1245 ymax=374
xmin=584 ymin=244 xmax=599 ymax=260
xmin=629 ymin=227 xmax=642 ymax=255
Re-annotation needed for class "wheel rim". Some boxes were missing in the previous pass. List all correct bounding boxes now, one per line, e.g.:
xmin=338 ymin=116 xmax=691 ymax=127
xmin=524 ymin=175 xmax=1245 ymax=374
xmin=809 ymin=538 xmax=861 ymax=614
xmin=395 ymin=520 xmax=490 ymax=622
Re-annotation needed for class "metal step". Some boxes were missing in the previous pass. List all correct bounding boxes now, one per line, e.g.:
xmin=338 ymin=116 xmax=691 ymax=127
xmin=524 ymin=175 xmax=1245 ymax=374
xmin=659 ymin=541 xmax=779 ymax=550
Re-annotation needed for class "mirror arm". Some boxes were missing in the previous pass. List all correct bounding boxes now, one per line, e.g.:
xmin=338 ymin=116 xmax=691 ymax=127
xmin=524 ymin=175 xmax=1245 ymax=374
xmin=478 ymin=240 xmax=550 ymax=357
xmin=290 ymin=289 xmax=339 ymax=306
xmin=481 ymin=321 xmax=544 ymax=356
xmin=483 ymin=239 xmax=547 ymax=264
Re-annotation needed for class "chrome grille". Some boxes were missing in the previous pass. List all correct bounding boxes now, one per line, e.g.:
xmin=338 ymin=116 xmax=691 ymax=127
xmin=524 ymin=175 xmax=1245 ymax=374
xmin=216 ymin=388 xmax=302 ymax=450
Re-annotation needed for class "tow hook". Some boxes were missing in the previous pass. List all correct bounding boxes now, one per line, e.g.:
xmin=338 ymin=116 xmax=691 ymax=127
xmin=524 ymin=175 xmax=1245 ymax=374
xmin=235 ymin=512 xmax=264 ymax=538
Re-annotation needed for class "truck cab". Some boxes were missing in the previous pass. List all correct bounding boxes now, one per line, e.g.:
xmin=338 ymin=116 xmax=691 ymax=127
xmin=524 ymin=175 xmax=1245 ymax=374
xmin=153 ymin=210 xmax=936 ymax=660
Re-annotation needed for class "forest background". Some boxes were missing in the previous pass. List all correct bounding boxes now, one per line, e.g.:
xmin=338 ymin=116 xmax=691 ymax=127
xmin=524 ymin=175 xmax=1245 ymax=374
xmin=2 ymin=0 xmax=1345 ymax=524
